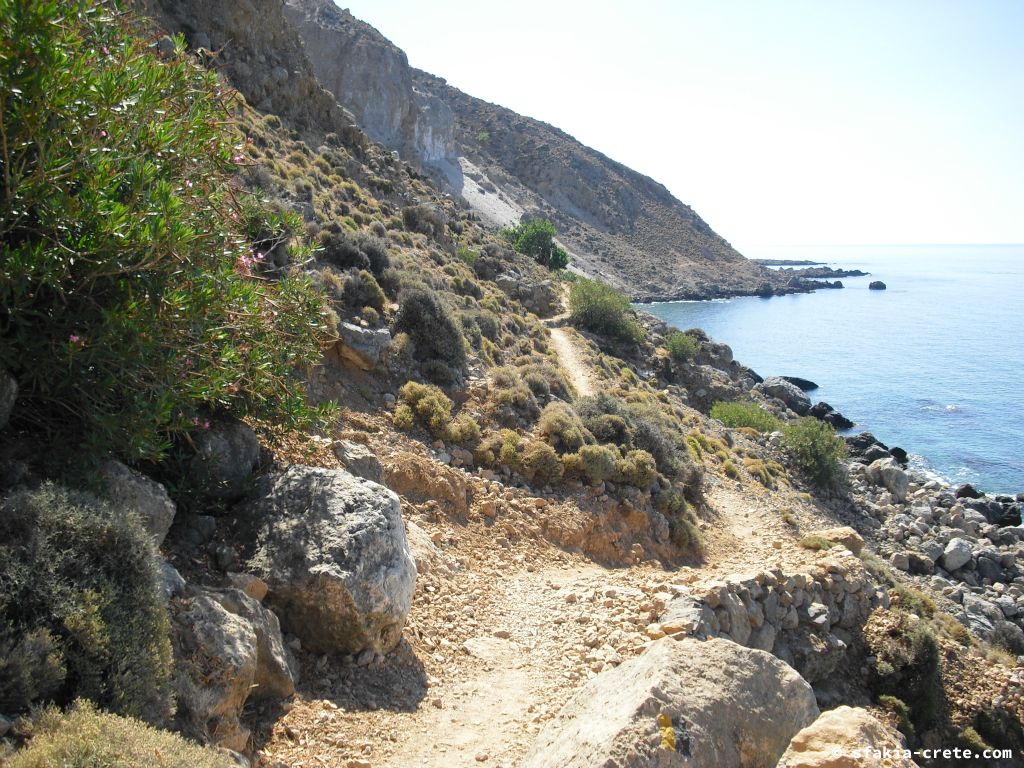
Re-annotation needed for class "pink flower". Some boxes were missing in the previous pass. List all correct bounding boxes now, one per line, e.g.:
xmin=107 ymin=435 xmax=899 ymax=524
xmin=98 ymin=130 xmax=108 ymax=139
xmin=185 ymin=180 xmax=193 ymax=189
xmin=101 ymin=46 xmax=110 ymax=55
xmin=231 ymin=154 xmax=244 ymax=164
xmin=69 ymin=334 xmax=81 ymax=343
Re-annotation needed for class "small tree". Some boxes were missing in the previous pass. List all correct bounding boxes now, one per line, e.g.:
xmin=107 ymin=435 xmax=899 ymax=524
xmin=500 ymin=218 xmax=569 ymax=270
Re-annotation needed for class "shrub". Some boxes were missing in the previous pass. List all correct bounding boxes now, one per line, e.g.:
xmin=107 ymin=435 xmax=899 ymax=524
xmin=402 ymin=204 xmax=445 ymax=239
xmin=630 ymin=417 xmax=677 ymax=475
xmin=722 ymin=459 xmax=739 ymax=479
xmin=343 ymin=269 xmax=386 ymax=312
xmin=499 ymin=218 xmax=569 ymax=270
xmin=0 ymin=484 xmax=172 ymax=722
xmin=665 ymin=330 xmax=699 ymax=362
xmin=0 ymin=2 xmax=330 ymax=461
xmin=569 ymin=444 xmax=620 ymax=486
xmin=520 ymin=440 xmax=563 ymax=486
xmin=568 ymin=277 xmax=644 ymax=344
xmin=538 ymin=402 xmax=590 ymax=454
xmin=710 ymin=401 xmax=783 ymax=433
xmin=6 ymin=701 xmax=235 ymax=768
xmin=617 ymin=449 xmax=659 ymax=488
xmin=393 ymin=404 xmax=414 ymax=430
xmin=398 ymin=381 xmax=453 ymax=437
xmin=867 ymin=611 xmax=943 ymax=735
xmin=488 ymin=368 xmax=540 ymax=426
xmin=797 ymin=535 xmax=835 ymax=551
xmin=780 ymin=418 xmax=847 ymax=487
xmin=393 ymin=286 xmax=466 ymax=369
xmin=447 ymin=413 xmax=482 ymax=447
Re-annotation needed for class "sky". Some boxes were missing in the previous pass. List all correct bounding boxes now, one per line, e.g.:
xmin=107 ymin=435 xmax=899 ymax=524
xmin=336 ymin=0 xmax=1024 ymax=252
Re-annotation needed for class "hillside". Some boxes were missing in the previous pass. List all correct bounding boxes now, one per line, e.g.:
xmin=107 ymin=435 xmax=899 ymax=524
xmin=282 ymin=0 xmax=787 ymax=301
xmin=1 ymin=3 xmax=1022 ymax=768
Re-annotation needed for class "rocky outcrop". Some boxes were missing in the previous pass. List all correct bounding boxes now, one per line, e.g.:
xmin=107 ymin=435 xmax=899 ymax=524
xmin=282 ymin=0 xmax=454 ymax=165
xmin=330 ymin=322 xmax=391 ymax=371
xmin=869 ymin=281 xmax=887 ymax=290
xmin=866 ymin=458 xmax=909 ymax=503
xmin=244 ymin=465 xmax=416 ymax=655
xmin=142 ymin=0 xmax=357 ymax=135
xmin=190 ymin=418 xmax=260 ymax=501
xmin=100 ymin=460 xmax=176 ymax=546
xmin=808 ymin=401 xmax=854 ymax=430
xmin=332 ymin=439 xmax=384 ymax=483
xmin=522 ymin=637 xmax=818 ymax=768
xmin=758 ymin=376 xmax=812 ymax=416
xmin=776 ymin=706 xmax=915 ymax=768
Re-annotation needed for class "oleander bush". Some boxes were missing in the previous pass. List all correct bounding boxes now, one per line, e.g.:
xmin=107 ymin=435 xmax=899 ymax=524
xmin=568 ymin=277 xmax=644 ymax=345
xmin=0 ymin=484 xmax=172 ymax=722
xmin=710 ymin=401 xmax=783 ymax=433
xmin=0 ymin=0 xmax=330 ymax=461
xmin=5 ymin=701 xmax=234 ymax=768
xmin=780 ymin=417 xmax=847 ymax=487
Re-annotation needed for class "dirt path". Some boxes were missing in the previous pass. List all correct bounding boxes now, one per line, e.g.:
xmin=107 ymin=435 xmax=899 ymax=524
xmin=546 ymin=324 xmax=596 ymax=398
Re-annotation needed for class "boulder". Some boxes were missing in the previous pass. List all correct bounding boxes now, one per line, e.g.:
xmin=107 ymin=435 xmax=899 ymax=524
xmin=191 ymin=418 xmax=260 ymax=501
xmin=781 ymin=376 xmax=818 ymax=392
xmin=332 ymin=439 xmax=384 ymax=483
xmin=866 ymin=458 xmax=909 ymax=502
xmin=776 ymin=705 xmax=914 ymax=767
xmin=0 ymin=368 xmax=16 ymax=430
xmin=171 ymin=593 xmax=258 ymax=751
xmin=955 ymin=483 xmax=982 ymax=499
xmin=759 ymin=377 xmax=812 ymax=416
xmin=814 ymin=527 xmax=864 ymax=555
xmin=521 ymin=637 xmax=819 ymax=768
xmin=245 ymin=465 xmax=416 ymax=655
xmin=207 ymin=588 xmax=298 ymax=700
xmin=940 ymin=538 xmax=973 ymax=572
xmin=332 ymin=322 xmax=391 ymax=370
xmin=868 ymin=281 xmax=887 ymax=290
xmin=99 ymin=459 xmax=176 ymax=546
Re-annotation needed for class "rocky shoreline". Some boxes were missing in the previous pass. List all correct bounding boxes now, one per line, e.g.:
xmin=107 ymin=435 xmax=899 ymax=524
xmin=635 ymin=263 xmax=868 ymax=303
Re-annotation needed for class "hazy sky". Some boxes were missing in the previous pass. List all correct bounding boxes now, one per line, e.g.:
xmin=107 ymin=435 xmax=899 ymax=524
xmin=337 ymin=1 xmax=1023 ymax=251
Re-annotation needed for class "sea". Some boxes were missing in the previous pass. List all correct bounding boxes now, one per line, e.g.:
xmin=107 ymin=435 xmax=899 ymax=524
xmin=644 ymin=244 xmax=1024 ymax=495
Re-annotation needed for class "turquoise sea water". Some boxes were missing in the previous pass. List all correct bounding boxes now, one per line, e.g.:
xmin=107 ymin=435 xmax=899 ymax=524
xmin=644 ymin=245 xmax=1024 ymax=494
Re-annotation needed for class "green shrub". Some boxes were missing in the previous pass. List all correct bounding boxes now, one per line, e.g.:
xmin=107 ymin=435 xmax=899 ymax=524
xmin=6 ymin=701 xmax=235 ymax=768
xmin=568 ymin=278 xmax=644 ymax=344
xmin=343 ymin=269 xmax=387 ymax=312
xmin=0 ymin=3 xmax=331 ymax=462
xmin=402 ymin=204 xmax=445 ymax=239
xmin=665 ymin=330 xmax=699 ymax=362
xmin=393 ymin=286 xmax=466 ymax=369
xmin=868 ymin=611 xmax=943 ymax=735
xmin=722 ymin=459 xmax=739 ymax=479
xmin=520 ymin=440 xmax=563 ymax=486
xmin=393 ymin=404 xmax=414 ymax=430
xmin=499 ymin=218 xmax=569 ymax=270
xmin=398 ymin=381 xmax=453 ymax=437
xmin=569 ymin=444 xmax=620 ymax=486
xmin=538 ymin=402 xmax=590 ymax=454
xmin=878 ymin=695 xmax=915 ymax=739
xmin=710 ymin=401 xmax=783 ymax=433
xmin=488 ymin=367 xmax=540 ymax=425
xmin=0 ymin=484 xmax=172 ymax=722
xmin=797 ymin=535 xmax=835 ymax=551
xmin=780 ymin=418 xmax=847 ymax=487
xmin=617 ymin=449 xmax=658 ymax=488
xmin=447 ymin=412 xmax=482 ymax=446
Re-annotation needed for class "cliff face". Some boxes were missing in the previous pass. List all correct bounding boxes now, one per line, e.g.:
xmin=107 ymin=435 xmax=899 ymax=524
xmin=282 ymin=0 xmax=455 ymax=165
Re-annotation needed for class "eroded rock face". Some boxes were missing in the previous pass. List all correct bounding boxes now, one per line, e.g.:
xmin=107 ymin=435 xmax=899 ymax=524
xmin=100 ymin=460 xmax=177 ymax=546
xmin=776 ymin=706 xmax=915 ymax=767
xmin=283 ymin=0 xmax=454 ymax=165
xmin=245 ymin=465 xmax=416 ymax=655
xmin=523 ymin=637 xmax=818 ymax=768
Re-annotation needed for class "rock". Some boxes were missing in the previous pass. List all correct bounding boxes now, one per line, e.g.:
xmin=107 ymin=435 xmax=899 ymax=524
xmin=890 ymin=552 xmax=910 ymax=571
xmin=225 ymin=572 xmax=269 ymax=602
xmin=0 ymin=368 xmax=16 ymax=430
xmin=940 ymin=538 xmax=974 ymax=572
xmin=171 ymin=593 xmax=258 ymax=751
xmin=99 ymin=459 xmax=176 ymax=546
xmin=332 ymin=440 xmax=384 ymax=483
xmin=207 ymin=588 xmax=298 ymax=700
xmin=158 ymin=558 xmax=187 ymax=600
xmin=245 ymin=466 xmax=416 ymax=655
xmin=962 ymin=593 xmax=1004 ymax=637
xmin=190 ymin=418 xmax=260 ymax=501
xmin=868 ymin=281 xmax=887 ymax=290
xmin=867 ymin=458 xmax=909 ymax=502
xmin=331 ymin=322 xmax=391 ymax=370
xmin=907 ymin=551 xmax=934 ymax=575
xmin=977 ymin=555 xmax=1004 ymax=583
xmin=888 ymin=446 xmax=908 ymax=465
xmin=759 ymin=377 xmax=812 ymax=416
xmin=956 ymin=483 xmax=983 ymax=499
xmin=781 ymin=376 xmax=818 ymax=391
xmin=814 ymin=527 xmax=864 ymax=555
xmin=522 ymin=637 xmax=818 ymax=768
xmin=776 ymin=705 xmax=914 ymax=767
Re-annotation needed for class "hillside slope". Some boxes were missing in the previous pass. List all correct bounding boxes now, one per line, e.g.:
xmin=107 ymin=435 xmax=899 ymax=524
xmin=282 ymin=0 xmax=783 ymax=301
